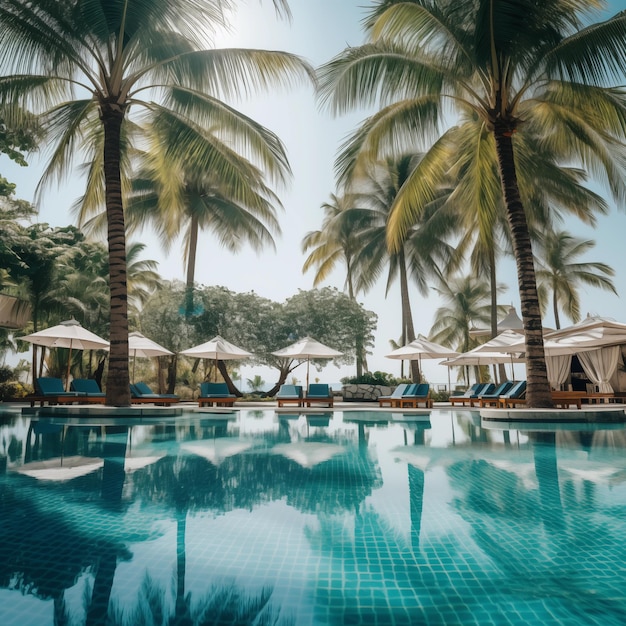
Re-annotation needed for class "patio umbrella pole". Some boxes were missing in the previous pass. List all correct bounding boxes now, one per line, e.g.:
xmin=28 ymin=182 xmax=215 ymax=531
xmin=65 ymin=340 xmax=73 ymax=391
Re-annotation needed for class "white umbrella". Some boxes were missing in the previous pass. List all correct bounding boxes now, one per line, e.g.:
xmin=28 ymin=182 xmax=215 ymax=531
xmin=386 ymin=335 xmax=459 ymax=361
xmin=465 ymin=329 xmax=526 ymax=379
xmin=129 ymin=331 xmax=174 ymax=383
xmin=180 ymin=335 xmax=252 ymax=381
xmin=271 ymin=336 xmax=343 ymax=388
xmin=129 ymin=331 xmax=173 ymax=358
xmin=19 ymin=319 xmax=109 ymax=390
xmin=386 ymin=335 xmax=458 ymax=388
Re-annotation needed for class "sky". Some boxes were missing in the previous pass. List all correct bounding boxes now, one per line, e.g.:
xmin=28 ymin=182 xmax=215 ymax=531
xmin=2 ymin=0 xmax=626 ymax=390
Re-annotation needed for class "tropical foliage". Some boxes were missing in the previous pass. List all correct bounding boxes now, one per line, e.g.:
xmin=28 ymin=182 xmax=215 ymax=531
xmin=535 ymin=230 xmax=616 ymax=329
xmin=138 ymin=282 xmax=377 ymax=396
xmin=304 ymin=154 xmax=458 ymax=382
xmin=0 ymin=0 xmax=313 ymax=405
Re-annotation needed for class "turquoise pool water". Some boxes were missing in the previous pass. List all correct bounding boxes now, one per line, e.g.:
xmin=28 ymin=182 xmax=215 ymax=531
xmin=1 ymin=406 xmax=626 ymax=625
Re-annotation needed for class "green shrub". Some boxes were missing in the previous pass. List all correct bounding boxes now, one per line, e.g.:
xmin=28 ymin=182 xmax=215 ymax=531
xmin=0 ymin=381 xmax=29 ymax=400
xmin=341 ymin=371 xmax=411 ymax=386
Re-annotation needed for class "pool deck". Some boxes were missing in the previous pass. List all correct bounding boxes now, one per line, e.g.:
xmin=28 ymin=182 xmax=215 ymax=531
xmin=8 ymin=398 xmax=626 ymax=425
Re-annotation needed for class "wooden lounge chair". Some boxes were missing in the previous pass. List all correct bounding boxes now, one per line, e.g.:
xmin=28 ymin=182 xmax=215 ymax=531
xmin=476 ymin=381 xmax=515 ymax=407
xmin=276 ymin=384 xmax=303 ymax=407
xmin=70 ymin=378 xmax=106 ymax=404
xmin=27 ymin=377 xmax=83 ymax=407
xmin=131 ymin=381 xmax=180 ymax=405
xmin=304 ymin=383 xmax=334 ymax=407
xmin=496 ymin=382 xmax=586 ymax=409
xmin=449 ymin=383 xmax=485 ymax=407
xmin=397 ymin=383 xmax=432 ymax=408
xmin=378 ymin=383 xmax=410 ymax=407
xmin=551 ymin=391 xmax=584 ymax=409
xmin=198 ymin=382 xmax=236 ymax=407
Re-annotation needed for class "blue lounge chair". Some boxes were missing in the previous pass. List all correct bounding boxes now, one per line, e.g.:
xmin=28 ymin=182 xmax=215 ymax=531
xmin=468 ymin=383 xmax=495 ymax=406
xmin=276 ymin=384 xmax=303 ymax=407
xmin=378 ymin=383 xmax=410 ymax=407
xmin=397 ymin=383 xmax=432 ymax=408
xmin=36 ymin=377 xmax=77 ymax=396
xmin=449 ymin=383 xmax=484 ymax=406
xmin=131 ymin=381 xmax=180 ymax=405
xmin=198 ymin=382 xmax=236 ymax=407
xmin=304 ymin=383 xmax=334 ymax=407
xmin=476 ymin=381 xmax=515 ymax=407
xmin=29 ymin=377 xmax=81 ymax=406
xmin=70 ymin=378 xmax=106 ymax=403
xmin=498 ymin=380 xmax=527 ymax=407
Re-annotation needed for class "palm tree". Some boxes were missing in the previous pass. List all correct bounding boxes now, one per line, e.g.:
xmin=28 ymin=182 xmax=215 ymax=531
xmin=430 ymin=274 xmax=503 ymax=386
xmin=79 ymin=123 xmax=283 ymax=319
xmin=302 ymin=193 xmax=371 ymax=300
xmin=247 ymin=374 xmax=265 ymax=393
xmin=350 ymin=154 xmax=459 ymax=382
xmin=302 ymin=192 xmax=374 ymax=375
xmin=318 ymin=0 xmax=626 ymax=407
xmin=449 ymin=116 xmax=608 ymax=340
xmin=535 ymin=230 xmax=616 ymax=329
xmin=0 ymin=0 xmax=313 ymax=405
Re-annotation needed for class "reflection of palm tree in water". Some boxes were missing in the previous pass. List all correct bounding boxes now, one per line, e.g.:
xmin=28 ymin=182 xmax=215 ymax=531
xmin=125 ymin=573 xmax=291 ymax=626
xmin=531 ymin=432 xmax=565 ymax=532
xmin=87 ymin=426 xmax=129 ymax=626
xmin=408 ymin=465 xmax=424 ymax=553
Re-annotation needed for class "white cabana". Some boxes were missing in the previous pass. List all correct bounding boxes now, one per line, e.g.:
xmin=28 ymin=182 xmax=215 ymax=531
xmin=545 ymin=317 xmax=626 ymax=392
xmin=487 ymin=316 xmax=626 ymax=392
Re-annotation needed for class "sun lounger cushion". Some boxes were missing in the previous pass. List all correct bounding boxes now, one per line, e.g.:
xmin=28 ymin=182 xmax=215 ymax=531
xmin=199 ymin=382 xmax=235 ymax=398
xmin=479 ymin=381 xmax=514 ymax=399
xmin=306 ymin=384 xmax=332 ymax=398
xmin=35 ymin=377 xmax=79 ymax=396
xmin=70 ymin=379 xmax=105 ymax=396
xmin=277 ymin=384 xmax=303 ymax=399
xmin=131 ymin=382 xmax=179 ymax=398
xmin=402 ymin=383 xmax=430 ymax=398
xmin=501 ymin=380 xmax=526 ymax=399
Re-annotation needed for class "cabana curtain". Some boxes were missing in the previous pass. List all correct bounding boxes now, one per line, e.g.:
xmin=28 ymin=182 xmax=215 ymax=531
xmin=577 ymin=346 xmax=620 ymax=393
xmin=546 ymin=354 xmax=571 ymax=390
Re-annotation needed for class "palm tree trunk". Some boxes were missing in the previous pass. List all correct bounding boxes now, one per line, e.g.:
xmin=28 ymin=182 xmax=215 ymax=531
xmin=101 ymin=104 xmax=131 ymax=406
xmin=489 ymin=247 xmax=498 ymax=336
xmin=493 ymin=127 xmax=552 ymax=407
xmin=184 ymin=216 xmax=199 ymax=318
xmin=552 ymin=289 xmax=561 ymax=330
xmin=347 ymin=259 xmax=367 ymax=377
xmin=399 ymin=252 xmax=420 ymax=382
xmin=490 ymin=248 xmax=507 ymax=382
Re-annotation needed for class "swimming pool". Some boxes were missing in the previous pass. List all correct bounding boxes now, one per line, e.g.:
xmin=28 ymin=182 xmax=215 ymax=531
xmin=1 ymin=406 xmax=626 ymax=625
